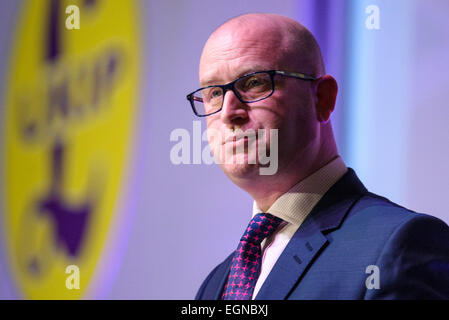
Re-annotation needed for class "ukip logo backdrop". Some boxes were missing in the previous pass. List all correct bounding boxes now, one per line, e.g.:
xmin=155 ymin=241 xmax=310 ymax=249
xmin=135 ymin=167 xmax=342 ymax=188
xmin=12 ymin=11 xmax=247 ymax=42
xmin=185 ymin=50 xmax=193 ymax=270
xmin=1 ymin=0 xmax=140 ymax=299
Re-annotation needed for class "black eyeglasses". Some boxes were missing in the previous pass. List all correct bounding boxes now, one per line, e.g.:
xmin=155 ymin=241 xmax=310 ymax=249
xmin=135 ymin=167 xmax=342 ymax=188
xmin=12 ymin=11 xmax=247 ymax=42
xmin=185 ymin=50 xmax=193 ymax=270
xmin=186 ymin=70 xmax=318 ymax=117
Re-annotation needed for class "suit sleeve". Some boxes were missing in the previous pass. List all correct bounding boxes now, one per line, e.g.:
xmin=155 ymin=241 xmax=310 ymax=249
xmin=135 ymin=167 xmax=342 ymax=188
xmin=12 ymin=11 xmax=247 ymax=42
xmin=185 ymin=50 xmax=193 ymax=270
xmin=364 ymin=214 xmax=449 ymax=299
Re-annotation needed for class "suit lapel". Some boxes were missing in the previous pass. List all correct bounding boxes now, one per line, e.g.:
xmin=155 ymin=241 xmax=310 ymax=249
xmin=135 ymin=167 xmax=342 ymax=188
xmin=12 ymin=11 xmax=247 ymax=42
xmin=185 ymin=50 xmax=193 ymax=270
xmin=255 ymin=226 xmax=328 ymax=300
xmin=211 ymin=253 xmax=233 ymax=300
xmin=255 ymin=168 xmax=367 ymax=300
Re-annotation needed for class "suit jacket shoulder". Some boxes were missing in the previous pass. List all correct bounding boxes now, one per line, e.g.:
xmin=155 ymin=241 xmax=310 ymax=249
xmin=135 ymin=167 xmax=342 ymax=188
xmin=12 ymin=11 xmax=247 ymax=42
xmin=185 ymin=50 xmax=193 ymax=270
xmin=195 ymin=169 xmax=449 ymax=300
xmin=195 ymin=252 xmax=234 ymax=300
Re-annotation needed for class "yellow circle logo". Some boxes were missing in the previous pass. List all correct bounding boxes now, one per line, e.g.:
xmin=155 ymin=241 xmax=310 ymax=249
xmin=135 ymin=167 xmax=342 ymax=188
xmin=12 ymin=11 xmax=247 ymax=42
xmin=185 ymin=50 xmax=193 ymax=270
xmin=2 ymin=0 xmax=140 ymax=299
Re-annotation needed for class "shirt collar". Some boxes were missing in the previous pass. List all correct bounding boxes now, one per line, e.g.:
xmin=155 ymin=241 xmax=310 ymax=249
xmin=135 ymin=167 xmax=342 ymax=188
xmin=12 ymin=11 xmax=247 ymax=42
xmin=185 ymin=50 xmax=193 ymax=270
xmin=252 ymin=156 xmax=347 ymax=226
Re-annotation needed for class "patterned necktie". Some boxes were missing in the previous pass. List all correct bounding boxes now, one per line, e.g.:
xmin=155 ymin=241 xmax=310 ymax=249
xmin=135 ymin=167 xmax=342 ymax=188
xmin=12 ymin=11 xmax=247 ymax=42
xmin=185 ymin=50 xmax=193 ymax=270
xmin=221 ymin=213 xmax=283 ymax=300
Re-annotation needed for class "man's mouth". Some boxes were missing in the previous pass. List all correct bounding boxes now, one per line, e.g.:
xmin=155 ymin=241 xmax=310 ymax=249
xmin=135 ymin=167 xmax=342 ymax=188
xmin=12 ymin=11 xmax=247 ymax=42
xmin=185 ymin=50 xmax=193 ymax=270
xmin=222 ymin=129 xmax=260 ymax=145
xmin=224 ymin=134 xmax=250 ymax=144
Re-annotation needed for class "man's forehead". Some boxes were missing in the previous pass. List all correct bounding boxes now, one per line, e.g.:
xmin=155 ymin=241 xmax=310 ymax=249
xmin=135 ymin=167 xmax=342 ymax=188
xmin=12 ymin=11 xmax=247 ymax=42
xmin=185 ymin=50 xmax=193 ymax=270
xmin=199 ymin=46 xmax=282 ymax=86
xmin=204 ymin=19 xmax=285 ymax=54
xmin=200 ymin=63 xmax=274 ymax=87
xmin=199 ymin=27 xmax=285 ymax=86
xmin=212 ymin=13 xmax=287 ymax=39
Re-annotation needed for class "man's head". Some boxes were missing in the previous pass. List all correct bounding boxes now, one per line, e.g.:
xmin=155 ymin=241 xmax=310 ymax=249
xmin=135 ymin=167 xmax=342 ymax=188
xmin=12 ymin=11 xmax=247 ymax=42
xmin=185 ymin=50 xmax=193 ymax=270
xmin=198 ymin=13 xmax=338 ymax=205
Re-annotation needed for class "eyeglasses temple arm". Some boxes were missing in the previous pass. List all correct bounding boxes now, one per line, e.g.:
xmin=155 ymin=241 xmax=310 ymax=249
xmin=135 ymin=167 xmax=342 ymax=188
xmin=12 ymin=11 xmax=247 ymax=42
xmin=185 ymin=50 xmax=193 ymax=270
xmin=274 ymin=70 xmax=318 ymax=81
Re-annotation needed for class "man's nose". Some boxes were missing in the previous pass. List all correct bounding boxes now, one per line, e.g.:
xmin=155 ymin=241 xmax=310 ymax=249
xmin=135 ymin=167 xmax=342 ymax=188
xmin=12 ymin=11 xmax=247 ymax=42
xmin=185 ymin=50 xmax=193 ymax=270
xmin=220 ymin=89 xmax=248 ymax=125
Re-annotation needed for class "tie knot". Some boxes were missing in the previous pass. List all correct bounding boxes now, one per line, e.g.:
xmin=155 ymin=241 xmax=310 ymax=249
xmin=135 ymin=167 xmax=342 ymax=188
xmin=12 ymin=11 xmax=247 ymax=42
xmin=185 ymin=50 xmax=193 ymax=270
xmin=241 ymin=213 xmax=283 ymax=244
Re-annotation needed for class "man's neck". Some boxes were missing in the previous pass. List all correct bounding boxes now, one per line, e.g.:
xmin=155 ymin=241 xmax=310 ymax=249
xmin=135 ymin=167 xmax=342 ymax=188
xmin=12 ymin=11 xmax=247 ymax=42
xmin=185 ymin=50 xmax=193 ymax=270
xmin=235 ymin=151 xmax=340 ymax=212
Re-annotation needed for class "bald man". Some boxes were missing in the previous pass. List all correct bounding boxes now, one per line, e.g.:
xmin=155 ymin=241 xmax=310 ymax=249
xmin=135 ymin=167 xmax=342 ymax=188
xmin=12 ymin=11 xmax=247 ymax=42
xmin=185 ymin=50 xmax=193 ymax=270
xmin=187 ymin=13 xmax=449 ymax=300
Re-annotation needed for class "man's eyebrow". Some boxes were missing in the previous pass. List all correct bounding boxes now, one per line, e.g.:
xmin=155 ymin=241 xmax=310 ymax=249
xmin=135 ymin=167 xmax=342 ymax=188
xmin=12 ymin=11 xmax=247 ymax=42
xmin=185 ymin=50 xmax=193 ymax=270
xmin=200 ymin=65 xmax=271 ymax=87
xmin=200 ymin=77 xmax=218 ymax=87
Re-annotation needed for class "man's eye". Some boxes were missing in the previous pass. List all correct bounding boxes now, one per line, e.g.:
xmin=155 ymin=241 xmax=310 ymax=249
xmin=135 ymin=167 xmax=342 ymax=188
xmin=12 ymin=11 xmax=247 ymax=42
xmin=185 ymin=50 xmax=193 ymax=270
xmin=209 ymin=88 xmax=223 ymax=99
xmin=244 ymin=76 xmax=266 ymax=89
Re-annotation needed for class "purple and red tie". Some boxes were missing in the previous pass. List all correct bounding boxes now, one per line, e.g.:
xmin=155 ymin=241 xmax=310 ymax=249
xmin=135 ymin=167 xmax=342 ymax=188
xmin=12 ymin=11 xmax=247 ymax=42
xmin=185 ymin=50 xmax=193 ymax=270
xmin=221 ymin=213 xmax=283 ymax=300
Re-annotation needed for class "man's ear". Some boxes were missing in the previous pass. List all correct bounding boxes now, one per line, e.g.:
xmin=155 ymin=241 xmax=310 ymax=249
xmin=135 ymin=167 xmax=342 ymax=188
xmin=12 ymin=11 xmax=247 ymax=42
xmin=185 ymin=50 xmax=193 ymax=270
xmin=315 ymin=75 xmax=338 ymax=122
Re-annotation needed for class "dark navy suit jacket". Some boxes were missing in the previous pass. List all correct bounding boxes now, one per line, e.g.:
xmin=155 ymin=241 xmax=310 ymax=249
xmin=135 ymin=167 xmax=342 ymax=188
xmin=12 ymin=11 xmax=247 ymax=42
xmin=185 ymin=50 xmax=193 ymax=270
xmin=195 ymin=169 xmax=449 ymax=299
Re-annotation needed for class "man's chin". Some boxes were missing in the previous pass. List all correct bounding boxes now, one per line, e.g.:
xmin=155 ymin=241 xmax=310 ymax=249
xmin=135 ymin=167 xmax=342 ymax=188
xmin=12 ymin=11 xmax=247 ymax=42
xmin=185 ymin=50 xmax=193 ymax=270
xmin=219 ymin=160 xmax=260 ymax=181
